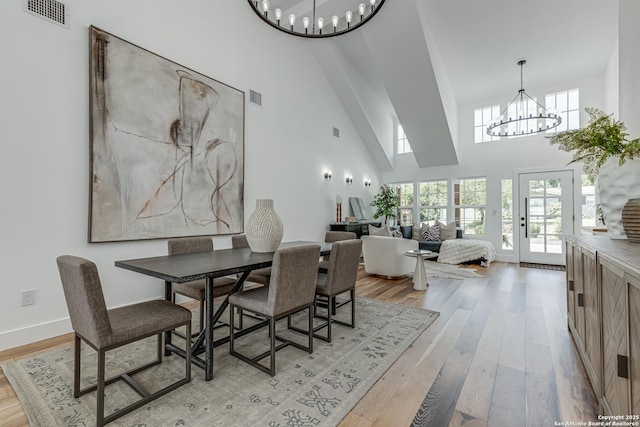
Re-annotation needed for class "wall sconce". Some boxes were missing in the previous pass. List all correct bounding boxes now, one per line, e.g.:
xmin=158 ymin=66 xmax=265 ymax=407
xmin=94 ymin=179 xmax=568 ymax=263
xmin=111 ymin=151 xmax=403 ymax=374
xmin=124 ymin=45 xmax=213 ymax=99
xmin=346 ymin=176 xmax=353 ymax=185
xmin=364 ymin=179 xmax=372 ymax=188
xmin=324 ymin=170 xmax=332 ymax=182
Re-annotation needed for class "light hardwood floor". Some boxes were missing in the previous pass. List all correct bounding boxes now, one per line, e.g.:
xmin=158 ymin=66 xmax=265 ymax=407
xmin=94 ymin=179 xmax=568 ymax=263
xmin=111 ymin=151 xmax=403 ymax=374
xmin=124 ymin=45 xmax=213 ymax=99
xmin=0 ymin=262 xmax=598 ymax=427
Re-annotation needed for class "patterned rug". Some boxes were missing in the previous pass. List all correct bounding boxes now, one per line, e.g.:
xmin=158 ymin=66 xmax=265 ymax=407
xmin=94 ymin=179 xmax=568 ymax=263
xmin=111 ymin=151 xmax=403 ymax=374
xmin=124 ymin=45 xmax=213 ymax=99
xmin=519 ymin=262 xmax=566 ymax=271
xmin=2 ymin=297 xmax=438 ymax=427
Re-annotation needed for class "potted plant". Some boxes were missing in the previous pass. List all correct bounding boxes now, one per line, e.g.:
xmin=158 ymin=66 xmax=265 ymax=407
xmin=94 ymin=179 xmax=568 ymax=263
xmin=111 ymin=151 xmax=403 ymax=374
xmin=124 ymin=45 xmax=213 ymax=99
xmin=547 ymin=107 xmax=640 ymax=238
xmin=370 ymin=184 xmax=399 ymax=225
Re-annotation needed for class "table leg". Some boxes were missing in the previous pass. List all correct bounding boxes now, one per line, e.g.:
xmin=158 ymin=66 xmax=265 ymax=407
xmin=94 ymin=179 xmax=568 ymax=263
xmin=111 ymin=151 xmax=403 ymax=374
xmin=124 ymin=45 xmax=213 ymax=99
xmin=164 ymin=281 xmax=173 ymax=356
xmin=413 ymin=256 xmax=428 ymax=290
xmin=204 ymin=276 xmax=214 ymax=381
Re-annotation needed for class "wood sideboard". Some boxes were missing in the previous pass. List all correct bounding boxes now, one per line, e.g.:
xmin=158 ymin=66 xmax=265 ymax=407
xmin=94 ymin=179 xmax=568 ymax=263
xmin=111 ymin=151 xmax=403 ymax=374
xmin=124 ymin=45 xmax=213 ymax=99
xmin=565 ymin=235 xmax=640 ymax=415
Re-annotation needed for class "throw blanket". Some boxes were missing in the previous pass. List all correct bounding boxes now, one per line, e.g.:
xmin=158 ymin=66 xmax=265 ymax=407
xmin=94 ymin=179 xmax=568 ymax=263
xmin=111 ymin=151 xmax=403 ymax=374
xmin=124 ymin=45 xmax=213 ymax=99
xmin=437 ymin=239 xmax=496 ymax=266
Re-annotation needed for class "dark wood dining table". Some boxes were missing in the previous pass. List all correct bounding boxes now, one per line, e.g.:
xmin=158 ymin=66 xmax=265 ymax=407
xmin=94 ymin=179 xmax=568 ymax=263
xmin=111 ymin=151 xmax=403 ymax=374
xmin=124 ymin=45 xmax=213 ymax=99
xmin=115 ymin=240 xmax=332 ymax=381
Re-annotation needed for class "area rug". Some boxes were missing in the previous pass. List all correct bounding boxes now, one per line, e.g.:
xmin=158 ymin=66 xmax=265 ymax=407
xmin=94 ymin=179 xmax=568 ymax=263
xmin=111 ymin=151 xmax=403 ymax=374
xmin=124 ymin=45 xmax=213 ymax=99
xmin=2 ymin=297 xmax=438 ymax=427
xmin=424 ymin=260 xmax=484 ymax=279
xmin=519 ymin=262 xmax=566 ymax=271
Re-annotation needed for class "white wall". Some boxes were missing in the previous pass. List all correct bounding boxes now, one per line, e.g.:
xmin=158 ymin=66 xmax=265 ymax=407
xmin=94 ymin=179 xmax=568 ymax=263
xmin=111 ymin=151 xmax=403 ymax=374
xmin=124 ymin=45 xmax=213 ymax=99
xmin=0 ymin=0 xmax=381 ymax=350
xmin=605 ymin=39 xmax=620 ymax=117
xmin=619 ymin=0 xmax=640 ymax=137
xmin=383 ymin=74 xmax=606 ymax=262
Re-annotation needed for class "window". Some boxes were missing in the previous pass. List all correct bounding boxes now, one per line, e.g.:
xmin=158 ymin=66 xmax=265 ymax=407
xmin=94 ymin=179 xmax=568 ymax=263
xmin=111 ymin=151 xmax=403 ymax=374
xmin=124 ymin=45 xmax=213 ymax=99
xmin=419 ymin=179 xmax=448 ymax=225
xmin=474 ymin=105 xmax=500 ymax=143
xmin=390 ymin=182 xmax=414 ymax=226
xmin=396 ymin=124 xmax=412 ymax=154
xmin=507 ymin=97 xmax=539 ymax=138
xmin=546 ymin=89 xmax=579 ymax=133
xmin=502 ymin=179 xmax=513 ymax=249
xmin=454 ymin=177 xmax=486 ymax=235
xmin=581 ymin=174 xmax=597 ymax=234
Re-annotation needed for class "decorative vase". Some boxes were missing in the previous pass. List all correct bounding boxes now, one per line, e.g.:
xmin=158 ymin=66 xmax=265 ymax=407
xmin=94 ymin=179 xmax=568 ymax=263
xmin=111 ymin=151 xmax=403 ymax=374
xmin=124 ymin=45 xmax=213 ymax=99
xmin=597 ymin=157 xmax=640 ymax=239
xmin=246 ymin=199 xmax=283 ymax=252
xmin=622 ymin=198 xmax=640 ymax=242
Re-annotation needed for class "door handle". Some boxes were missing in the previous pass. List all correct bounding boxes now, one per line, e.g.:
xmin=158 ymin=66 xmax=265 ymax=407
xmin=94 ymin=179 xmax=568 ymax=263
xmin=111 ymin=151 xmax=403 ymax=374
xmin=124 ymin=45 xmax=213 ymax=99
xmin=618 ymin=354 xmax=629 ymax=379
xmin=524 ymin=197 xmax=528 ymax=238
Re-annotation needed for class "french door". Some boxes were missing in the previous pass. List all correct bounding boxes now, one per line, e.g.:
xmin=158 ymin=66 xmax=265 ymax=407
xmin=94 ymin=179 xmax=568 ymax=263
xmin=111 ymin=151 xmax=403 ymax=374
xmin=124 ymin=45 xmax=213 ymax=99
xmin=518 ymin=170 xmax=574 ymax=265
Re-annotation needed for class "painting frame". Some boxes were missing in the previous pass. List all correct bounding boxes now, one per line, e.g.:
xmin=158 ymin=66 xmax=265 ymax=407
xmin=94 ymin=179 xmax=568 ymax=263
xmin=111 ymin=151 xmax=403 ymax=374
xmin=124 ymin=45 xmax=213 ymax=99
xmin=88 ymin=26 xmax=245 ymax=243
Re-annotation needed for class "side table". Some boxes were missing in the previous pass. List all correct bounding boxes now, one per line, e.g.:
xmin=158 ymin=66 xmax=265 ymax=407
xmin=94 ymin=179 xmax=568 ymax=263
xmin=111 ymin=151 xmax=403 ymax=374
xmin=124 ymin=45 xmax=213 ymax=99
xmin=404 ymin=249 xmax=437 ymax=290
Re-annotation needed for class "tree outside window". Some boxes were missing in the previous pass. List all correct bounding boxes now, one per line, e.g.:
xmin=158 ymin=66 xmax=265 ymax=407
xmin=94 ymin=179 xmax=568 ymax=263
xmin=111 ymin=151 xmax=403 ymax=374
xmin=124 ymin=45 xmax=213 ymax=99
xmin=502 ymin=179 xmax=513 ymax=249
xmin=454 ymin=177 xmax=486 ymax=235
xmin=419 ymin=179 xmax=448 ymax=225
xmin=390 ymin=182 xmax=414 ymax=226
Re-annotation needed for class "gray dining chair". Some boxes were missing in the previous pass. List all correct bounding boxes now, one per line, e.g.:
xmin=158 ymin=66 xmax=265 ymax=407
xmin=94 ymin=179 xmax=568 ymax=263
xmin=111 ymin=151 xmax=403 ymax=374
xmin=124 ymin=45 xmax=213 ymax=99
xmin=56 ymin=255 xmax=191 ymax=427
xmin=289 ymin=239 xmax=362 ymax=342
xmin=319 ymin=230 xmax=357 ymax=272
xmin=231 ymin=234 xmax=272 ymax=286
xmin=168 ymin=236 xmax=237 ymax=336
xmin=228 ymin=244 xmax=321 ymax=376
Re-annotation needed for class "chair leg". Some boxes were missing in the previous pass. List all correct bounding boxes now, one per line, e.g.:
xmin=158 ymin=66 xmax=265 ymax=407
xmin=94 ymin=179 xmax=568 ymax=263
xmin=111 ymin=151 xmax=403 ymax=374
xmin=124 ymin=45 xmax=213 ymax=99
xmin=308 ymin=305 xmax=314 ymax=353
xmin=269 ymin=318 xmax=276 ymax=376
xmin=73 ymin=334 xmax=81 ymax=398
xmin=229 ymin=305 xmax=235 ymax=354
xmin=350 ymin=289 xmax=356 ymax=328
xmin=199 ymin=299 xmax=205 ymax=335
xmin=185 ymin=322 xmax=192 ymax=381
xmin=96 ymin=349 xmax=106 ymax=427
xmin=327 ymin=296 xmax=333 ymax=343
xmin=157 ymin=333 xmax=163 ymax=362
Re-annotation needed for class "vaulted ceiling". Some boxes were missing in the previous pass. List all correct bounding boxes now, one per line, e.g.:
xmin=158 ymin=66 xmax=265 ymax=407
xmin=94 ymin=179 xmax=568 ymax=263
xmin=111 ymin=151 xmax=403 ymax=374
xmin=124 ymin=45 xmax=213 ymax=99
xmin=260 ymin=0 xmax=618 ymax=170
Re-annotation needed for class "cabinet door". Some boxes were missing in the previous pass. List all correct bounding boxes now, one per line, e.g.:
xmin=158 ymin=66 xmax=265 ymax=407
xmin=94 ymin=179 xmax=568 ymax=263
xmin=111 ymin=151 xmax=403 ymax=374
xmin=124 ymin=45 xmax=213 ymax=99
xmin=582 ymin=247 xmax=601 ymax=395
xmin=566 ymin=240 xmax=575 ymax=326
xmin=573 ymin=245 xmax=586 ymax=345
xmin=601 ymin=258 xmax=629 ymax=415
xmin=628 ymin=274 xmax=640 ymax=414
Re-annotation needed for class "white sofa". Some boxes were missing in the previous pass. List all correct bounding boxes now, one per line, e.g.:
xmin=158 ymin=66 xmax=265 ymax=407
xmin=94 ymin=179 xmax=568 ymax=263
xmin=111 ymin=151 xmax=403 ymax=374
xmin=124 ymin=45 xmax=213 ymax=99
xmin=361 ymin=235 xmax=419 ymax=278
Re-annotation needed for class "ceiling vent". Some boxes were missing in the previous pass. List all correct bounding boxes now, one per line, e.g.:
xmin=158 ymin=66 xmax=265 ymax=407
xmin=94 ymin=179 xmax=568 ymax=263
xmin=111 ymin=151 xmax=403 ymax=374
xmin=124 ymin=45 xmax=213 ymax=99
xmin=23 ymin=0 xmax=69 ymax=29
xmin=249 ymin=90 xmax=262 ymax=107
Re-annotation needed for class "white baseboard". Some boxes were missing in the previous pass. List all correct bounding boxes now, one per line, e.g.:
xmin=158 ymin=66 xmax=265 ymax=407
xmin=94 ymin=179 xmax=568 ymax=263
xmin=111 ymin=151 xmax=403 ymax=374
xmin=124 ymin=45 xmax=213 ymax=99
xmin=0 ymin=317 xmax=72 ymax=352
xmin=0 ymin=296 xmax=165 ymax=353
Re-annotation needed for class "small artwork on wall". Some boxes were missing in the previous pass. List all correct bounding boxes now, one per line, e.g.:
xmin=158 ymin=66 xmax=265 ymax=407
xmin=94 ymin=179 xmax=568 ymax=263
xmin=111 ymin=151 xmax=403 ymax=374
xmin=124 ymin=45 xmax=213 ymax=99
xmin=89 ymin=26 xmax=244 ymax=242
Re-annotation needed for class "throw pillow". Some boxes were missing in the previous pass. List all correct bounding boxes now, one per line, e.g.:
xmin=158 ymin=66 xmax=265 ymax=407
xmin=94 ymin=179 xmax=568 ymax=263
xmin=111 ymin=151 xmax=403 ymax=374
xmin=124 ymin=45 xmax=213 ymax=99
xmin=438 ymin=221 xmax=458 ymax=241
xmin=420 ymin=223 xmax=441 ymax=241
xmin=412 ymin=226 xmax=421 ymax=241
xmin=391 ymin=228 xmax=403 ymax=238
xmin=369 ymin=224 xmax=391 ymax=237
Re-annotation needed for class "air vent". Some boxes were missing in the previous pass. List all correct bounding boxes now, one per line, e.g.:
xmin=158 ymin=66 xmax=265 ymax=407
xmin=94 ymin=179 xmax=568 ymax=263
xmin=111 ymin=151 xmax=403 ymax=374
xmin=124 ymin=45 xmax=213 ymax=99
xmin=249 ymin=90 xmax=262 ymax=107
xmin=23 ymin=0 xmax=69 ymax=29
xmin=333 ymin=127 xmax=340 ymax=138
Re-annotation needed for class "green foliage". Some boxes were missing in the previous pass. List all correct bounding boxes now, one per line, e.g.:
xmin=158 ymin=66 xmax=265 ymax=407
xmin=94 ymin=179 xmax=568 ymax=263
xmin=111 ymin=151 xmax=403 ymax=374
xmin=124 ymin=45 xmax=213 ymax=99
xmin=547 ymin=107 xmax=640 ymax=174
xmin=529 ymin=223 xmax=541 ymax=236
xmin=502 ymin=234 xmax=512 ymax=248
xmin=370 ymin=184 xmax=400 ymax=224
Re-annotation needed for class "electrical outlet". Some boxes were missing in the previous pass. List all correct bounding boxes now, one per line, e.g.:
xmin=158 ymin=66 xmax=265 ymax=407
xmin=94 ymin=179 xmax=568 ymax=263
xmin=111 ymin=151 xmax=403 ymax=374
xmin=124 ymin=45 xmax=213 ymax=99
xmin=21 ymin=290 xmax=36 ymax=306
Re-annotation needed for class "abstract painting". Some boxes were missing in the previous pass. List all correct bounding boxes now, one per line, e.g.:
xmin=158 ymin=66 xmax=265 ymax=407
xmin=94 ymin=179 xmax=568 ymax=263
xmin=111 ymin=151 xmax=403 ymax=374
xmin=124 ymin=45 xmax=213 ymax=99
xmin=89 ymin=26 xmax=244 ymax=242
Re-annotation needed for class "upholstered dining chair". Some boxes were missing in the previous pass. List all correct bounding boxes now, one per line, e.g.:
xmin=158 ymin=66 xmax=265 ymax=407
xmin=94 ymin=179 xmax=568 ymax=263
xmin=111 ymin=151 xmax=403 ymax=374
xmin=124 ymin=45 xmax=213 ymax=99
xmin=231 ymin=234 xmax=271 ymax=286
xmin=168 ymin=236 xmax=237 ymax=336
xmin=289 ymin=239 xmax=362 ymax=342
xmin=318 ymin=231 xmax=357 ymax=272
xmin=228 ymin=244 xmax=321 ymax=376
xmin=56 ymin=255 xmax=191 ymax=427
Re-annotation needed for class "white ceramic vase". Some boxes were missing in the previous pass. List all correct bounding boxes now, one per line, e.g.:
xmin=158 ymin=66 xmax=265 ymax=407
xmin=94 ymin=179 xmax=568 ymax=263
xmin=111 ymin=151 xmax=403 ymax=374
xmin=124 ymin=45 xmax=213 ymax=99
xmin=597 ymin=157 xmax=640 ymax=239
xmin=246 ymin=199 xmax=284 ymax=252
